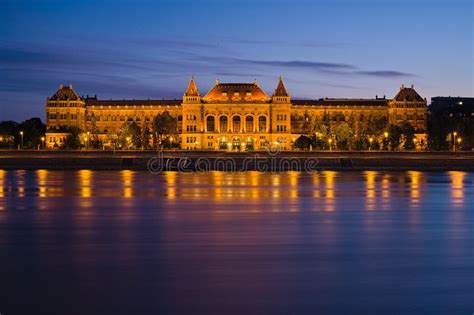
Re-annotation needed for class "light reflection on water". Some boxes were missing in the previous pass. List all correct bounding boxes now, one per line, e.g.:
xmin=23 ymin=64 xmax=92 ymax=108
xmin=0 ymin=170 xmax=473 ymax=315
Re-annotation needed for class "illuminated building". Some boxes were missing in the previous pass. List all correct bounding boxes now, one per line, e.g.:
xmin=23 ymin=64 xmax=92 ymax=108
xmin=45 ymin=78 xmax=427 ymax=150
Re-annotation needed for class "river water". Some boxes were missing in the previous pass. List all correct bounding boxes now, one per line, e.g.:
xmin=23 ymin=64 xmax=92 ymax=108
xmin=0 ymin=170 xmax=473 ymax=314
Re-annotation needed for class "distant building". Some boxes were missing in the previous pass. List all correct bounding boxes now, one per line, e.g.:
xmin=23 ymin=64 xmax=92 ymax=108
xmin=430 ymin=97 xmax=474 ymax=117
xmin=45 ymin=78 xmax=428 ymax=150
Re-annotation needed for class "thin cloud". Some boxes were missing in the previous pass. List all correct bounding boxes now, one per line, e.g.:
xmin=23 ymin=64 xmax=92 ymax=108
xmin=239 ymin=59 xmax=356 ymax=70
xmin=356 ymin=70 xmax=416 ymax=78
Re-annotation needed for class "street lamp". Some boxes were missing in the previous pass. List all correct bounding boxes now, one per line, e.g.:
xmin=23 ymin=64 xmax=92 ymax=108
xmin=369 ymin=137 xmax=374 ymax=151
xmin=328 ymin=138 xmax=333 ymax=151
xmin=383 ymin=131 xmax=389 ymax=150
xmin=453 ymin=132 xmax=457 ymax=152
xmin=41 ymin=136 xmax=45 ymax=149
xmin=126 ymin=136 xmax=131 ymax=150
xmin=20 ymin=131 xmax=24 ymax=149
xmin=457 ymin=137 xmax=462 ymax=150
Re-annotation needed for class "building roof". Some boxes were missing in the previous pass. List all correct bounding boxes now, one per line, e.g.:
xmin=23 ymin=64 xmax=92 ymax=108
xmin=49 ymin=84 xmax=81 ymax=101
xmin=273 ymin=76 xmax=289 ymax=97
xmin=393 ymin=85 xmax=424 ymax=102
xmin=293 ymin=99 xmax=389 ymax=107
xmin=84 ymin=99 xmax=181 ymax=106
xmin=203 ymin=80 xmax=270 ymax=102
xmin=184 ymin=77 xmax=200 ymax=97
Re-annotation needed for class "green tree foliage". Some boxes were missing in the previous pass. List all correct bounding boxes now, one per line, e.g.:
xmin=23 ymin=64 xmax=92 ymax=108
xmin=302 ymin=111 xmax=315 ymax=134
xmin=0 ymin=121 xmax=19 ymax=148
xmin=64 ymin=126 xmax=83 ymax=149
xmin=294 ymin=135 xmax=312 ymax=150
xmin=401 ymin=121 xmax=415 ymax=150
xmin=372 ymin=116 xmax=388 ymax=136
xmin=0 ymin=118 xmax=45 ymax=148
xmin=333 ymin=123 xmax=352 ymax=150
xmin=153 ymin=111 xmax=178 ymax=148
xmin=140 ymin=125 xmax=149 ymax=150
xmin=427 ymin=112 xmax=473 ymax=150
xmin=117 ymin=122 xmax=142 ymax=149
xmin=388 ymin=124 xmax=403 ymax=151
xmin=88 ymin=117 xmax=102 ymax=149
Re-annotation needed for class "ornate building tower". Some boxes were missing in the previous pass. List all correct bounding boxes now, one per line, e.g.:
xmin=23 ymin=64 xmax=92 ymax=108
xmin=181 ymin=76 xmax=203 ymax=150
xmin=270 ymin=77 xmax=292 ymax=148
xmin=388 ymin=84 xmax=427 ymax=133
xmin=45 ymin=84 xmax=86 ymax=147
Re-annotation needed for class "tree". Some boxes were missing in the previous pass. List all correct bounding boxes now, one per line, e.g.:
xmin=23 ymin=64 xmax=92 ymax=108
xmin=401 ymin=121 xmax=415 ymax=150
xmin=333 ymin=123 xmax=352 ymax=150
xmin=302 ymin=111 xmax=315 ymax=134
xmin=141 ymin=124 xmax=151 ymax=150
xmin=294 ymin=135 xmax=312 ymax=150
xmin=118 ymin=122 xmax=141 ymax=149
xmin=64 ymin=126 xmax=83 ymax=149
xmin=312 ymin=123 xmax=329 ymax=150
xmin=388 ymin=124 xmax=403 ymax=151
xmin=153 ymin=111 xmax=178 ymax=149
xmin=18 ymin=118 xmax=46 ymax=148
xmin=0 ymin=121 xmax=20 ymax=148
xmin=372 ymin=116 xmax=388 ymax=136
xmin=427 ymin=114 xmax=453 ymax=150
xmin=89 ymin=116 xmax=102 ymax=149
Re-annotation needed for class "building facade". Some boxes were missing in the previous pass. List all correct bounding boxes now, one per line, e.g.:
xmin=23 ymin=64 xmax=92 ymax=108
xmin=45 ymin=78 xmax=427 ymax=150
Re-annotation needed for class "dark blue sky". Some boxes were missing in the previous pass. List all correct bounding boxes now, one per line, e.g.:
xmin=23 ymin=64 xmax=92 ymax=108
xmin=1 ymin=0 xmax=473 ymax=121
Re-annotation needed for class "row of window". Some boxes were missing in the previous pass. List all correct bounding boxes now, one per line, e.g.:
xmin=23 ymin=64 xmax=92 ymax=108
xmin=47 ymin=102 xmax=80 ymax=107
xmin=204 ymin=116 xmax=267 ymax=132
xmin=49 ymin=113 xmax=78 ymax=120
xmin=276 ymin=125 xmax=288 ymax=132
xmin=396 ymin=115 xmax=424 ymax=121
xmin=186 ymin=137 xmax=197 ymax=144
xmin=276 ymin=114 xmax=287 ymax=121
xmin=49 ymin=136 xmax=66 ymax=143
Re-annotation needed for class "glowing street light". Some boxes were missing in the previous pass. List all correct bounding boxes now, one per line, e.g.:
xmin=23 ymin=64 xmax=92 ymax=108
xmin=328 ymin=138 xmax=333 ymax=151
xmin=41 ymin=136 xmax=45 ymax=149
xmin=369 ymin=137 xmax=374 ymax=151
xmin=20 ymin=131 xmax=24 ymax=149
xmin=384 ymin=131 xmax=389 ymax=138
xmin=453 ymin=132 xmax=458 ymax=152
xmin=126 ymin=136 xmax=131 ymax=150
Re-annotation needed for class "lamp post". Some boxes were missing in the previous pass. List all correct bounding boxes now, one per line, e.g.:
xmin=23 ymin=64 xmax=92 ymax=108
xmin=328 ymin=138 xmax=333 ymax=151
xmin=383 ymin=131 xmax=389 ymax=150
xmin=453 ymin=132 xmax=457 ymax=152
xmin=87 ymin=131 xmax=90 ymax=150
xmin=41 ymin=136 xmax=45 ymax=150
xmin=369 ymin=137 xmax=373 ymax=151
xmin=457 ymin=137 xmax=462 ymax=151
xmin=20 ymin=131 xmax=24 ymax=149
xmin=126 ymin=136 xmax=131 ymax=150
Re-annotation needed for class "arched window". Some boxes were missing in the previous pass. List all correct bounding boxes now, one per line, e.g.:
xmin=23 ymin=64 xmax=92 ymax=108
xmin=232 ymin=116 xmax=241 ymax=133
xmin=207 ymin=116 xmax=215 ymax=132
xmin=258 ymin=116 xmax=267 ymax=132
xmin=245 ymin=116 xmax=254 ymax=132
xmin=219 ymin=116 xmax=228 ymax=132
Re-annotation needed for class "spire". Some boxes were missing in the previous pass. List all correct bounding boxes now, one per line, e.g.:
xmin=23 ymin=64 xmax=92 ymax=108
xmin=184 ymin=76 xmax=200 ymax=97
xmin=273 ymin=76 xmax=289 ymax=97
